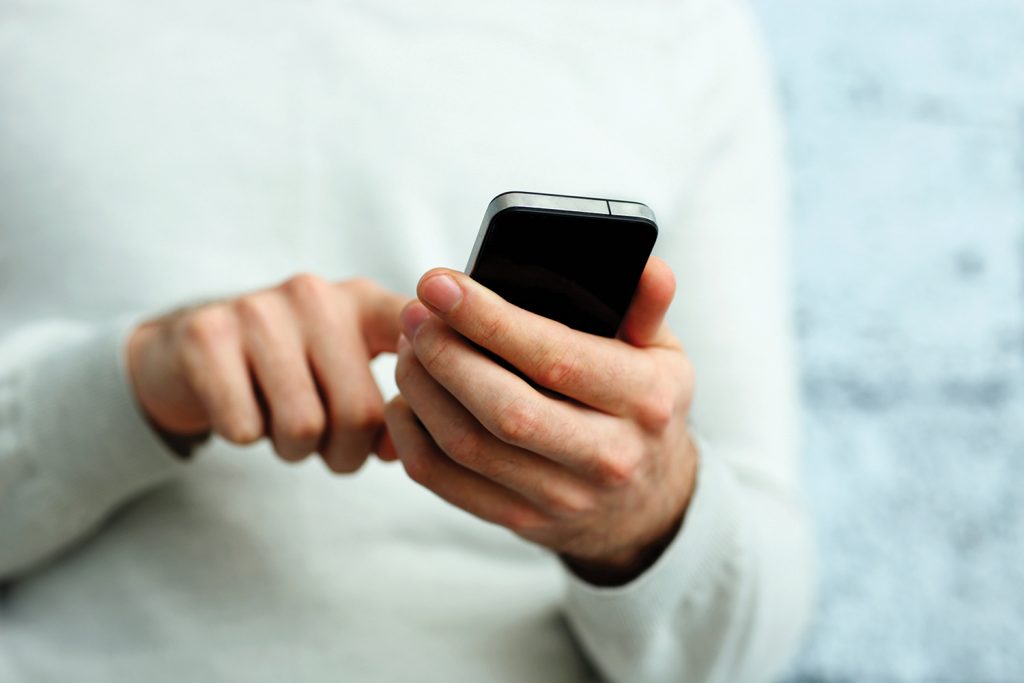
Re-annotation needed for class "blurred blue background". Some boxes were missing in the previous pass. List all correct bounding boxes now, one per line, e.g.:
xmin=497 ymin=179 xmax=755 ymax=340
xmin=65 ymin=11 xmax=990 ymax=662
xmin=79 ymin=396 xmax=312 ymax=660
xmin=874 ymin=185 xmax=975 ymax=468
xmin=747 ymin=1 xmax=1024 ymax=680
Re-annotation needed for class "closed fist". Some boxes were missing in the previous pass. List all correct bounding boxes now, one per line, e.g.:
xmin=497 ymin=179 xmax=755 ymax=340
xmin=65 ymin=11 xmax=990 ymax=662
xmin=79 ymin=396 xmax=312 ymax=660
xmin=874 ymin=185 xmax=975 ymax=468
xmin=127 ymin=274 xmax=408 ymax=472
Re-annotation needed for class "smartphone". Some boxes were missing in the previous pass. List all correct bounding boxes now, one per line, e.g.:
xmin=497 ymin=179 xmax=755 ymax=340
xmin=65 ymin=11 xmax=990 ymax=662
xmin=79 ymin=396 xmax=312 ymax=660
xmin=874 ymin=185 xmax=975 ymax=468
xmin=466 ymin=191 xmax=658 ymax=338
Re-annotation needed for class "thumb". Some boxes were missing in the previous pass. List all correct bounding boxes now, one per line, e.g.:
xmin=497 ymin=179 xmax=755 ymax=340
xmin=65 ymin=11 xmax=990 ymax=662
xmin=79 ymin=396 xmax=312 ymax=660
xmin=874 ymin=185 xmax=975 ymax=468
xmin=351 ymin=280 xmax=413 ymax=356
xmin=618 ymin=256 xmax=676 ymax=347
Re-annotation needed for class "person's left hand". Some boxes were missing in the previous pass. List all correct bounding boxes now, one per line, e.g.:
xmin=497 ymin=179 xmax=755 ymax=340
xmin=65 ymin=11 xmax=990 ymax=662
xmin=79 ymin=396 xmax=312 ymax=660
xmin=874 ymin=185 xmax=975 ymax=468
xmin=383 ymin=258 xmax=698 ymax=585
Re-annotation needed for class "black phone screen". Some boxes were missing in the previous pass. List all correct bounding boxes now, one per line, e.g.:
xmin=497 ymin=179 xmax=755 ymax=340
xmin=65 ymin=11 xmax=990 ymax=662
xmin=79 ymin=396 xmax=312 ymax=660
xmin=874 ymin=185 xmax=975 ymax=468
xmin=467 ymin=207 xmax=658 ymax=338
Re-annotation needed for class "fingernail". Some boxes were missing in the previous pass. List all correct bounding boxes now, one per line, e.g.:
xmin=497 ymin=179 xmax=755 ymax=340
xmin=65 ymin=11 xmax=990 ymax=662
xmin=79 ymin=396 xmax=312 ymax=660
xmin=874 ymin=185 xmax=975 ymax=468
xmin=420 ymin=274 xmax=462 ymax=313
xmin=397 ymin=334 xmax=411 ymax=353
xmin=401 ymin=302 xmax=431 ymax=340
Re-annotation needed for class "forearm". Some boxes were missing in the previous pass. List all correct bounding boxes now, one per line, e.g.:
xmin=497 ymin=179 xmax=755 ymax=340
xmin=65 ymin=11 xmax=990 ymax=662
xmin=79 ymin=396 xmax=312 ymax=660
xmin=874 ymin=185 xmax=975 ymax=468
xmin=0 ymin=319 xmax=185 ymax=581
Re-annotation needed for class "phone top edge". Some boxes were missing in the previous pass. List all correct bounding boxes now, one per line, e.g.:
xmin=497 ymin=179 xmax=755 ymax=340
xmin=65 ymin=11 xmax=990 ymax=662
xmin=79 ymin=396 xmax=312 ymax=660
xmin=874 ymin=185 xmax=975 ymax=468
xmin=484 ymin=191 xmax=657 ymax=225
xmin=607 ymin=200 xmax=657 ymax=223
xmin=467 ymin=192 xmax=658 ymax=274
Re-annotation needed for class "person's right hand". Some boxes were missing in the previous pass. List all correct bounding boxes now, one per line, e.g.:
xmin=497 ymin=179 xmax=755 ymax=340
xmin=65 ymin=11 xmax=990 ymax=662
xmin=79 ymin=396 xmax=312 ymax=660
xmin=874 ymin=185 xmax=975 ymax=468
xmin=126 ymin=274 xmax=408 ymax=471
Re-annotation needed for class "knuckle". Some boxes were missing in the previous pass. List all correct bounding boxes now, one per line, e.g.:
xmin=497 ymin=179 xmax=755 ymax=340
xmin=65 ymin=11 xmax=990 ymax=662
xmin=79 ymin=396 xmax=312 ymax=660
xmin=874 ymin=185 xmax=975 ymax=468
xmin=535 ymin=345 xmax=579 ymax=388
xmin=277 ymin=405 xmax=327 ymax=442
xmin=635 ymin=389 xmax=675 ymax=431
xmin=282 ymin=272 xmax=325 ymax=299
xmin=219 ymin=416 xmax=262 ymax=445
xmin=594 ymin=446 xmax=643 ymax=488
xmin=442 ymin=429 xmax=483 ymax=465
xmin=180 ymin=306 xmax=235 ymax=349
xmin=492 ymin=398 xmax=540 ymax=446
xmin=232 ymin=292 xmax=274 ymax=327
xmin=282 ymin=273 xmax=329 ymax=305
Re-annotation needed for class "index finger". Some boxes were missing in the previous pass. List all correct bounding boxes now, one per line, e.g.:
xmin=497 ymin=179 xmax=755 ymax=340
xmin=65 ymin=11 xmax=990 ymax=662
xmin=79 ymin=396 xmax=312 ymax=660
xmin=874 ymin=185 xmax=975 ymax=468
xmin=413 ymin=269 xmax=655 ymax=417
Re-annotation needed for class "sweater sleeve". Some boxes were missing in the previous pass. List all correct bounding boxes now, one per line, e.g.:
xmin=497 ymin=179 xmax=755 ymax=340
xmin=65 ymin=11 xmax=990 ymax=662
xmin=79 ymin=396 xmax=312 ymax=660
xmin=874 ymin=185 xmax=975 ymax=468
xmin=564 ymin=438 xmax=813 ymax=683
xmin=560 ymin=2 xmax=814 ymax=681
xmin=0 ymin=318 xmax=187 ymax=581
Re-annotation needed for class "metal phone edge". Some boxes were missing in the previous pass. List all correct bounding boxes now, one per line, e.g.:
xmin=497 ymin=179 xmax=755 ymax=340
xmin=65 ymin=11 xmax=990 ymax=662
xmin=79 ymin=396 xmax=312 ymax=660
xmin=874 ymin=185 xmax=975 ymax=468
xmin=465 ymin=191 xmax=657 ymax=273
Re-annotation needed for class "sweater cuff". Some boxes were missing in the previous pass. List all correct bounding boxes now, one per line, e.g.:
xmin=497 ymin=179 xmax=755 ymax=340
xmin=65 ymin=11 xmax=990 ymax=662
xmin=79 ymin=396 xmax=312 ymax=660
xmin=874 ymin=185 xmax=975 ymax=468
xmin=21 ymin=318 xmax=187 ymax=508
xmin=562 ymin=438 xmax=741 ymax=658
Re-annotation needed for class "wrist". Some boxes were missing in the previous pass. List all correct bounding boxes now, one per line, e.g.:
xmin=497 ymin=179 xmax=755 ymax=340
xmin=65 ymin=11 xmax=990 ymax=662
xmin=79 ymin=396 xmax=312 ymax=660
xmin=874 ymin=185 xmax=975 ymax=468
xmin=561 ymin=511 xmax=686 ymax=586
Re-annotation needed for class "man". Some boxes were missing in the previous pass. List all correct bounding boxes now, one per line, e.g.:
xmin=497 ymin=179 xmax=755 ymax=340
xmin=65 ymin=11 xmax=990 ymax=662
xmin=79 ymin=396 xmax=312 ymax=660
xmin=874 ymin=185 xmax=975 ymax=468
xmin=0 ymin=0 xmax=812 ymax=680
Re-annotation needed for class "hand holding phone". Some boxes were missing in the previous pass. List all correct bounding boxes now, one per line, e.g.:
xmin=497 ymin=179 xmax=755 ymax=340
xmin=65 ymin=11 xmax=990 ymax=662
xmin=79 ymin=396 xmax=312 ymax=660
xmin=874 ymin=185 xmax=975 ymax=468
xmin=388 ymin=191 xmax=696 ymax=586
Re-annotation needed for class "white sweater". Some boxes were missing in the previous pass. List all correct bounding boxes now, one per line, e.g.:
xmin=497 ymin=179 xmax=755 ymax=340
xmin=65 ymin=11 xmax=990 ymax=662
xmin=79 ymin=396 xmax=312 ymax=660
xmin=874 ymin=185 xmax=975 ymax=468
xmin=0 ymin=0 xmax=812 ymax=681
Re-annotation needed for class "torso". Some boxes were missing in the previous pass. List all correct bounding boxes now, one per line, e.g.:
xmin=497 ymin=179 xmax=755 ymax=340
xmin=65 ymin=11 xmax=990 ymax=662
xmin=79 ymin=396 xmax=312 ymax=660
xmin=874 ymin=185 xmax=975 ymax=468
xmin=0 ymin=1 xmax=738 ymax=679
